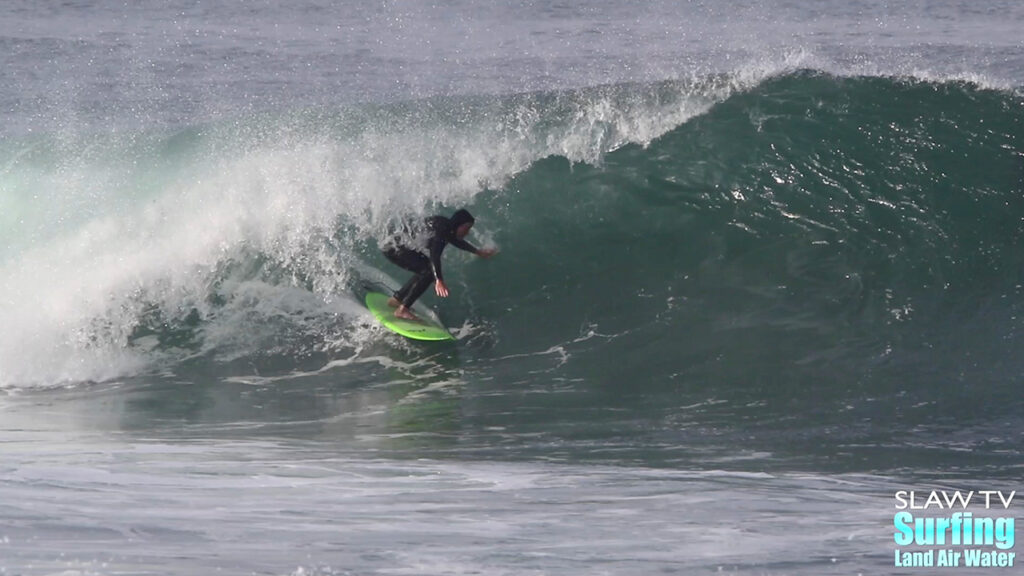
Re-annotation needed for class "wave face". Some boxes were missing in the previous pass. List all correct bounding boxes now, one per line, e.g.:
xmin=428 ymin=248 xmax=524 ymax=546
xmin=2 ymin=71 xmax=1023 ymax=467
xmin=479 ymin=73 xmax=1024 ymax=464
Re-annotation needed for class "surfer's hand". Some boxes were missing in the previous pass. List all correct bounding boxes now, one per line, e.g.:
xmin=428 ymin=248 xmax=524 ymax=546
xmin=435 ymin=279 xmax=450 ymax=297
xmin=477 ymin=248 xmax=498 ymax=259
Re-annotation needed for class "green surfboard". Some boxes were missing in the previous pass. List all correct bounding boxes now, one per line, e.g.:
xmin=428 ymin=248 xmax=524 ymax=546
xmin=364 ymin=292 xmax=455 ymax=341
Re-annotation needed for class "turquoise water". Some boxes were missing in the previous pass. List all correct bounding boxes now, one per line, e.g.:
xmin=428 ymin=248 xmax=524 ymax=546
xmin=2 ymin=2 xmax=1023 ymax=574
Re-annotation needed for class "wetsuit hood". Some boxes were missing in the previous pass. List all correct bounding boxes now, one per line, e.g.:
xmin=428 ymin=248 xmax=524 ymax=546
xmin=449 ymin=209 xmax=475 ymax=233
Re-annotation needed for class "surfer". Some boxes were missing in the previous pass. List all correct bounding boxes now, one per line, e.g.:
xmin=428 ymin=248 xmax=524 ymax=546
xmin=382 ymin=209 xmax=497 ymax=320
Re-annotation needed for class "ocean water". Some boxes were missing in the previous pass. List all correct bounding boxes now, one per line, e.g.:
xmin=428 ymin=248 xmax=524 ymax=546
xmin=2 ymin=1 xmax=1023 ymax=574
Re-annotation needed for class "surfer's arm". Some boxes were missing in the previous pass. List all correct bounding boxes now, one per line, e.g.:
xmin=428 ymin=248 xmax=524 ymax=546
xmin=451 ymin=238 xmax=497 ymax=258
xmin=427 ymin=236 xmax=445 ymax=281
xmin=427 ymin=238 xmax=451 ymax=297
xmin=450 ymin=238 xmax=479 ymax=255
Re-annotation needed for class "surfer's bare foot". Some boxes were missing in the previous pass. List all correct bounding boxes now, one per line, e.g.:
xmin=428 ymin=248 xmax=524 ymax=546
xmin=394 ymin=306 xmax=419 ymax=321
xmin=387 ymin=297 xmax=400 ymax=308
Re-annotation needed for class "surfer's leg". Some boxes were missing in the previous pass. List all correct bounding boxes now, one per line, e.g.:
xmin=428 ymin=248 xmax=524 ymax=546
xmin=384 ymin=248 xmax=431 ymax=306
xmin=395 ymin=272 xmax=431 ymax=320
xmin=394 ymin=273 xmax=432 ymax=320
xmin=393 ymin=274 xmax=419 ymax=304
xmin=401 ymin=271 xmax=435 ymax=309
xmin=384 ymin=247 xmax=429 ymax=273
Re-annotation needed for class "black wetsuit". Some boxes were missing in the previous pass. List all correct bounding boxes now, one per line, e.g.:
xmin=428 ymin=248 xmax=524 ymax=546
xmin=383 ymin=214 xmax=478 ymax=308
